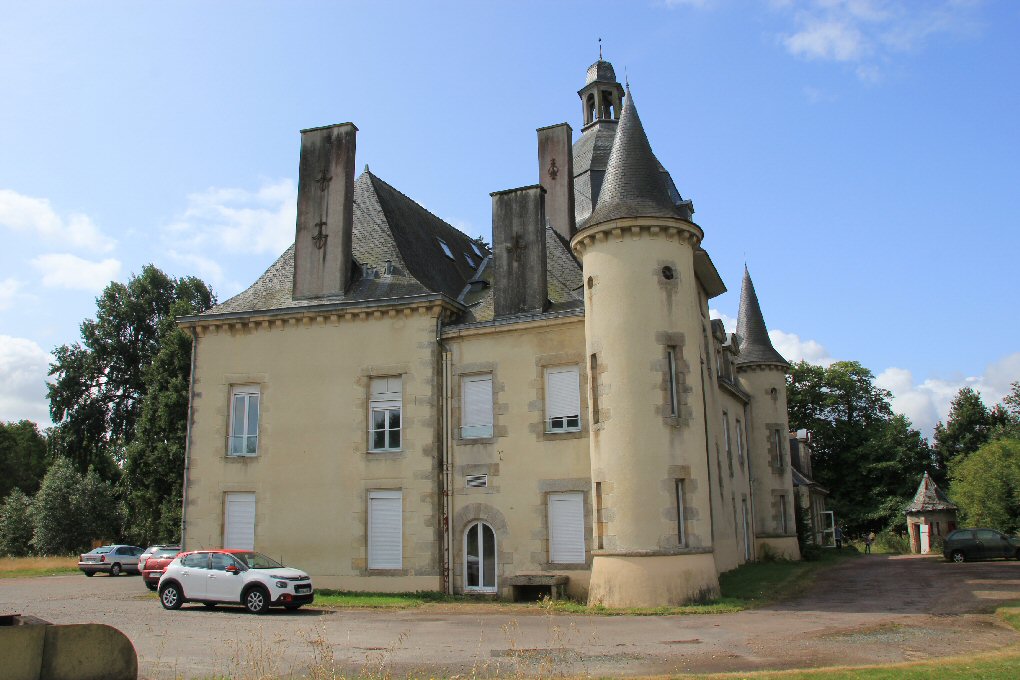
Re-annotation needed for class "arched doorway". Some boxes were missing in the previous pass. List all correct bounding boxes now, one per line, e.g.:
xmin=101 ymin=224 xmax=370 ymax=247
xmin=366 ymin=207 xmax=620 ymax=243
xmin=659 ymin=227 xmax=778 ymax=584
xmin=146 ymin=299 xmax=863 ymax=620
xmin=464 ymin=520 xmax=497 ymax=593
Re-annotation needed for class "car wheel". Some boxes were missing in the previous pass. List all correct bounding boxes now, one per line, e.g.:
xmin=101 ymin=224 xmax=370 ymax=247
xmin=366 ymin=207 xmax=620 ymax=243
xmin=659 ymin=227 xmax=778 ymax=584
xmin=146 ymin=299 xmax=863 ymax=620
xmin=160 ymin=583 xmax=183 ymax=610
xmin=145 ymin=582 xmax=157 ymax=591
xmin=84 ymin=571 xmax=95 ymax=577
xmin=284 ymin=604 xmax=302 ymax=611
xmin=202 ymin=602 xmax=217 ymax=608
xmin=951 ymin=550 xmax=966 ymax=563
xmin=110 ymin=563 xmax=122 ymax=577
xmin=244 ymin=586 xmax=270 ymax=614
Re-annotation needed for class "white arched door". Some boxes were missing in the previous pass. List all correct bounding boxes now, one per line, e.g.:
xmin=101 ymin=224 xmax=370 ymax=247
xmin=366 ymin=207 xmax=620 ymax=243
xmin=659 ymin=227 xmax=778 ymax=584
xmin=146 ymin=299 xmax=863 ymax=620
xmin=464 ymin=521 xmax=497 ymax=593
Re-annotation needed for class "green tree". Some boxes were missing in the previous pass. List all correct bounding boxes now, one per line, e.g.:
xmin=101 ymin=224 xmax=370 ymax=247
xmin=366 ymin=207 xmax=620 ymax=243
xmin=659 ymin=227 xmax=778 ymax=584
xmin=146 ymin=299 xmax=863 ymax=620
xmin=121 ymin=281 xmax=213 ymax=544
xmin=0 ymin=420 xmax=49 ymax=498
xmin=933 ymin=387 xmax=993 ymax=469
xmin=0 ymin=488 xmax=34 ymax=556
xmin=47 ymin=265 xmax=215 ymax=476
xmin=787 ymin=360 xmax=934 ymax=534
xmin=949 ymin=438 xmax=1020 ymax=532
xmin=31 ymin=458 xmax=119 ymax=554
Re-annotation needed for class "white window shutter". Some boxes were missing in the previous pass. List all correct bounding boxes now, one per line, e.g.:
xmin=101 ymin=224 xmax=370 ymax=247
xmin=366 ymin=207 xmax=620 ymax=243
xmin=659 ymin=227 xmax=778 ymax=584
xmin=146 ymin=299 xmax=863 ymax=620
xmin=223 ymin=492 xmax=256 ymax=551
xmin=368 ymin=491 xmax=403 ymax=569
xmin=548 ymin=492 xmax=585 ymax=563
xmin=546 ymin=367 xmax=580 ymax=419
xmin=462 ymin=374 xmax=493 ymax=438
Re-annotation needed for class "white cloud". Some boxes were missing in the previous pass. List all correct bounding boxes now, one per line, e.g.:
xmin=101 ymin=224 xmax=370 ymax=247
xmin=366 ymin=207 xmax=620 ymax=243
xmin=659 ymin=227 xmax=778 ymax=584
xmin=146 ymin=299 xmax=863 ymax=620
xmin=774 ymin=1 xmax=983 ymax=80
xmin=31 ymin=254 xmax=122 ymax=291
xmin=769 ymin=328 xmax=836 ymax=366
xmin=165 ymin=179 xmax=296 ymax=257
xmin=0 ymin=189 xmax=116 ymax=253
xmin=0 ymin=278 xmax=22 ymax=310
xmin=876 ymin=353 xmax=1020 ymax=438
xmin=0 ymin=335 xmax=52 ymax=425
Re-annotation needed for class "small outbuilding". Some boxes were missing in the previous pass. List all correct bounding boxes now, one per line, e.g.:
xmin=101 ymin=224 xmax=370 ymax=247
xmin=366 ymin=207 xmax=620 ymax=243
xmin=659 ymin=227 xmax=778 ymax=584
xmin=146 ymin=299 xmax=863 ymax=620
xmin=905 ymin=472 xmax=958 ymax=554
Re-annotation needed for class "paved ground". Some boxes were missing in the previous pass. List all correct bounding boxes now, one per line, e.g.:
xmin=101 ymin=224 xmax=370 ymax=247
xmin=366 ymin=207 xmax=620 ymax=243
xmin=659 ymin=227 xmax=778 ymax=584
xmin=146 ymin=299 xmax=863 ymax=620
xmin=2 ymin=555 xmax=1020 ymax=678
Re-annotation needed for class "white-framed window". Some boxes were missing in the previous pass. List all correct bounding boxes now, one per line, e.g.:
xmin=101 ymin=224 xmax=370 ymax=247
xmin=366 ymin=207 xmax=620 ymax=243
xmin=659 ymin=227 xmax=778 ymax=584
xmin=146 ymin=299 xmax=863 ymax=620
xmin=368 ymin=490 xmax=402 ymax=569
xmin=464 ymin=520 xmax=497 ymax=592
xmin=369 ymin=376 xmax=402 ymax=451
xmin=666 ymin=347 xmax=679 ymax=417
xmin=461 ymin=373 xmax=493 ymax=439
xmin=676 ymin=480 xmax=687 ymax=547
xmin=470 ymin=241 xmax=483 ymax=257
xmin=223 ymin=492 xmax=256 ymax=550
xmin=723 ymin=411 xmax=733 ymax=476
xmin=228 ymin=385 xmax=260 ymax=456
xmin=437 ymin=238 xmax=454 ymax=259
xmin=548 ymin=492 xmax=585 ymax=563
xmin=464 ymin=253 xmax=476 ymax=268
xmin=545 ymin=365 xmax=581 ymax=433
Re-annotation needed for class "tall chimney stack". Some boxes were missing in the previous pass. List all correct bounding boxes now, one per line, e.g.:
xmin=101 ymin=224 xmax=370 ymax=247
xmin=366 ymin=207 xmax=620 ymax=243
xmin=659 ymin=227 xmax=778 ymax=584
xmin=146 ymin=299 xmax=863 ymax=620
xmin=537 ymin=123 xmax=575 ymax=239
xmin=491 ymin=185 xmax=547 ymax=317
xmin=293 ymin=122 xmax=357 ymax=299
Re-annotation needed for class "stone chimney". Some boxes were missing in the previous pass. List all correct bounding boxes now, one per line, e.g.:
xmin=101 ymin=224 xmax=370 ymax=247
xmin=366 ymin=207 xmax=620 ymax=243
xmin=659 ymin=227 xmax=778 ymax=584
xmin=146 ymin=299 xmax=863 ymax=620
xmin=490 ymin=185 xmax=547 ymax=317
xmin=537 ymin=123 xmax=575 ymax=239
xmin=293 ymin=122 xmax=357 ymax=299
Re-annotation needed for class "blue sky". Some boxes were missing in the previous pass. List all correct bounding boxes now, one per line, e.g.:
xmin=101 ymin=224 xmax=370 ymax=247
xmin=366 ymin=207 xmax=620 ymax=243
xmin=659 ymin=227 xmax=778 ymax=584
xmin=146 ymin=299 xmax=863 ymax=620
xmin=1 ymin=0 xmax=1017 ymax=437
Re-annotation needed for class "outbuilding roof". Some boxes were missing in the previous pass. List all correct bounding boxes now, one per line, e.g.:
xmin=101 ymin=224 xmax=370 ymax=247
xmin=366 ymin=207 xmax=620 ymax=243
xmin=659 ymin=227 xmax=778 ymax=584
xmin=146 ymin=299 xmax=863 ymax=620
xmin=905 ymin=472 xmax=958 ymax=513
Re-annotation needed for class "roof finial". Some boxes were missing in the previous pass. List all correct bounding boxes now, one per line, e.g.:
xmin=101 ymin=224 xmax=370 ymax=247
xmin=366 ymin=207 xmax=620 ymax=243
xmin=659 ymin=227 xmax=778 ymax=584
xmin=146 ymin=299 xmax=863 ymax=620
xmin=625 ymin=65 xmax=629 ymax=89
xmin=599 ymin=37 xmax=602 ymax=61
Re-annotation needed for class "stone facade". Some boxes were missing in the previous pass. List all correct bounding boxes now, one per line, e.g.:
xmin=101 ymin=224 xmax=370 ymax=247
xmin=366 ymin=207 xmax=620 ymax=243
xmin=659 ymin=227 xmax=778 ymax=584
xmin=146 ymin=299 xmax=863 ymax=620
xmin=178 ymin=59 xmax=801 ymax=606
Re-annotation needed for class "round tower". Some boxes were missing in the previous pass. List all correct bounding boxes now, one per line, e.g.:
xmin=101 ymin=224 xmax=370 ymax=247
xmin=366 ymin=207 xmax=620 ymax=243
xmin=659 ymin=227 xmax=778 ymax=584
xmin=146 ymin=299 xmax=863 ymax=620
xmin=571 ymin=85 xmax=720 ymax=607
xmin=734 ymin=267 xmax=800 ymax=560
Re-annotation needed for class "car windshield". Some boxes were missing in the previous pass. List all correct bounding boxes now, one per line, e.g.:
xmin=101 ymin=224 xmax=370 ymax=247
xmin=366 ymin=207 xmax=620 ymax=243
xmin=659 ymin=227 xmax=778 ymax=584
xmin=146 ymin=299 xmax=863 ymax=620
xmin=155 ymin=548 xmax=180 ymax=557
xmin=232 ymin=552 xmax=284 ymax=569
xmin=91 ymin=547 xmax=113 ymax=554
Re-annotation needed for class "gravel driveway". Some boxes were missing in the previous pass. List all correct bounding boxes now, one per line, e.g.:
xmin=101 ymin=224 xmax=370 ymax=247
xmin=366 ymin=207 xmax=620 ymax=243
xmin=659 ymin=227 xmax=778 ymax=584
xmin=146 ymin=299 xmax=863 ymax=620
xmin=2 ymin=555 xmax=1019 ymax=678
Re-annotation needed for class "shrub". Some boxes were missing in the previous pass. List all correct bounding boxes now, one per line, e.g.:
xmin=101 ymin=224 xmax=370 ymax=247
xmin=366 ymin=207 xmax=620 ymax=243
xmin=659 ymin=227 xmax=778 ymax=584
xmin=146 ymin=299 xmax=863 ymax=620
xmin=31 ymin=458 xmax=120 ymax=555
xmin=0 ymin=489 xmax=34 ymax=556
xmin=875 ymin=530 xmax=910 ymax=554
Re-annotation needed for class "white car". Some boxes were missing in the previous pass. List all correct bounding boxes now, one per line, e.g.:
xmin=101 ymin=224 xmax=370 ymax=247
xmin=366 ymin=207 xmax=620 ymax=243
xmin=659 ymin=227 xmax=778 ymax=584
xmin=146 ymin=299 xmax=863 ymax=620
xmin=157 ymin=549 xmax=313 ymax=614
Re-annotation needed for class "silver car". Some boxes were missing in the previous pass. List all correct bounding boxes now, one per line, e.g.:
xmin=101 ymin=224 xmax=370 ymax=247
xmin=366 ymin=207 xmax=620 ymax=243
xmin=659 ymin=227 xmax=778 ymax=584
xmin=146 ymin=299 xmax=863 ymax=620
xmin=78 ymin=545 xmax=144 ymax=576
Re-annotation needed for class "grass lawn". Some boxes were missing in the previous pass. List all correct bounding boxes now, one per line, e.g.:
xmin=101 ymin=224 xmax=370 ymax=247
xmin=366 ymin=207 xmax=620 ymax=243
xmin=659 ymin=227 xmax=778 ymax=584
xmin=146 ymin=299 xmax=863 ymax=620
xmin=312 ymin=550 xmax=858 ymax=615
xmin=0 ymin=555 xmax=79 ymax=578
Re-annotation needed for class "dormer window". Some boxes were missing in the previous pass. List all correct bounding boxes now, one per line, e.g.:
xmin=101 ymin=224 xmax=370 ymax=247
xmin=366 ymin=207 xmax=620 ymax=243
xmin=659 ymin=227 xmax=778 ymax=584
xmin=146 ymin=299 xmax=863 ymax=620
xmin=464 ymin=253 xmax=476 ymax=268
xmin=470 ymin=242 xmax=483 ymax=257
xmin=437 ymin=238 xmax=454 ymax=260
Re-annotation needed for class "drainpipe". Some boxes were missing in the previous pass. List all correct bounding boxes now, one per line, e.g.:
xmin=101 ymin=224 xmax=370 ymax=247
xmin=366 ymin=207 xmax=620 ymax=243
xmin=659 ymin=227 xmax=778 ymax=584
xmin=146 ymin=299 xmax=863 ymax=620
xmin=436 ymin=312 xmax=454 ymax=594
xmin=180 ymin=326 xmax=199 ymax=551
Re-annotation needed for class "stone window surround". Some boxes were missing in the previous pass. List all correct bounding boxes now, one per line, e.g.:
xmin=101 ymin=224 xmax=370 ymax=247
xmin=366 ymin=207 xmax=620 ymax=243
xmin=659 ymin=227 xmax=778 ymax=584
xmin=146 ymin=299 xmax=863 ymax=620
xmin=533 ymin=478 xmax=592 ymax=569
xmin=450 ymin=362 xmax=503 ymax=446
xmin=357 ymin=363 xmax=413 ymax=458
xmin=767 ymin=423 xmax=787 ymax=474
xmin=531 ymin=353 xmax=588 ymax=442
xmin=653 ymin=332 xmax=692 ymax=429
xmin=221 ymin=374 xmax=268 ymax=461
xmin=452 ymin=502 xmax=512 ymax=595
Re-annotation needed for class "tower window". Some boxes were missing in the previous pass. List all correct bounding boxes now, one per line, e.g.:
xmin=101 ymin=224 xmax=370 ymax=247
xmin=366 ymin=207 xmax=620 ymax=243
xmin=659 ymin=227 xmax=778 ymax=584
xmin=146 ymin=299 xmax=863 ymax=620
xmin=661 ymin=266 xmax=674 ymax=280
xmin=666 ymin=347 xmax=679 ymax=417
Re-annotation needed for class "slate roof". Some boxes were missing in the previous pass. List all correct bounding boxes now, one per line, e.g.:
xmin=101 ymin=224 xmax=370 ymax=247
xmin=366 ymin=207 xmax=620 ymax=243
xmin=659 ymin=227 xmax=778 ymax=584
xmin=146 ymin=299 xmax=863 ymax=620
xmin=582 ymin=88 xmax=691 ymax=228
xmin=202 ymin=170 xmax=488 ymax=316
xmin=906 ymin=472 xmax=958 ymax=513
xmin=585 ymin=59 xmax=617 ymax=85
xmin=735 ymin=266 xmax=789 ymax=367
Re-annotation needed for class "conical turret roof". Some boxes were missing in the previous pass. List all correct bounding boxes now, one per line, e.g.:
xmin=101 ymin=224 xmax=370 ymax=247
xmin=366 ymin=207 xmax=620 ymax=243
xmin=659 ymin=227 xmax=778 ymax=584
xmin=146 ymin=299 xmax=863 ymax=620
xmin=584 ymin=87 xmax=685 ymax=227
xmin=735 ymin=267 xmax=788 ymax=367
xmin=905 ymin=472 xmax=958 ymax=513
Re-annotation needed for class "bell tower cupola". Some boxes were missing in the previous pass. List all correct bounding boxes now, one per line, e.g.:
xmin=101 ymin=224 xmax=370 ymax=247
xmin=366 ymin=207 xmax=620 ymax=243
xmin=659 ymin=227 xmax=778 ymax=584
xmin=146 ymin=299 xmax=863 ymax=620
xmin=578 ymin=59 xmax=626 ymax=129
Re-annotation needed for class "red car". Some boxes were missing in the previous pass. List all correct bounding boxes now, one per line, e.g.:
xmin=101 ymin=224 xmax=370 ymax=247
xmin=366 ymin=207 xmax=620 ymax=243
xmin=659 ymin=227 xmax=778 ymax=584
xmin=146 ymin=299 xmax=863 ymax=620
xmin=141 ymin=546 xmax=182 ymax=591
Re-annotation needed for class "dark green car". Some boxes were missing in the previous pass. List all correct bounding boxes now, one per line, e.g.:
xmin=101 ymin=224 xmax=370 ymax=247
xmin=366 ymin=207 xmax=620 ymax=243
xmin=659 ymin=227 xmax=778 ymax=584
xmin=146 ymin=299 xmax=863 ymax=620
xmin=943 ymin=528 xmax=1020 ymax=562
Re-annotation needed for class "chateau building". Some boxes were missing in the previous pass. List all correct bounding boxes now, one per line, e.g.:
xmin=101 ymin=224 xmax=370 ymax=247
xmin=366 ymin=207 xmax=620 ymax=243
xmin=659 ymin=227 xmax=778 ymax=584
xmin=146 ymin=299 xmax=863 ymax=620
xmin=178 ymin=59 xmax=800 ymax=606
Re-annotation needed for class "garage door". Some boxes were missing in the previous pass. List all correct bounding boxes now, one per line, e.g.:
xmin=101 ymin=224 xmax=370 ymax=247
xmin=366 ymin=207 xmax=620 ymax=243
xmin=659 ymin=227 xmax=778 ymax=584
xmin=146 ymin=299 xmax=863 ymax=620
xmin=224 ymin=492 xmax=256 ymax=550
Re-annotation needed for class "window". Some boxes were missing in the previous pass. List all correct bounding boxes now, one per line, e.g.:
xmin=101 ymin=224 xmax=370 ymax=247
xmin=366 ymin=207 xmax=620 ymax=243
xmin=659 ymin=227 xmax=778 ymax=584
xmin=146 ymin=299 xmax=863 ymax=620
xmin=545 ymin=366 xmax=581 ymax=432
xmin=369 ymin=377 xmax=402 ymax=451
xmin=778 ymin=495 xmax=788 ymax=534
xmin=735 ymin=418 xmax=744 ymax=466
xmin=437 ymin=238 xmax=454 ymax=259
xmin=666 ymin=347 xmax=679 ymax=417
xmin=224 ymin=492 xmax=256 ymax=550
xmin=368 ymin=490 xmax=402 ymax=569
xmin=594 ymin=482 xmax=604 ymax=550
xmin=470 ymin=241 xmax=483 ymax=257
xmin=210 ymin=552 xmax=238 ymax=571
xmin=589 ymin=354 xmax=600 ymax=424
xmin=464 ymin=253 xmax=476 ymax=268
xmin=770 ymin=428 xmax=785 ymax=471
xmin=676 ymin=480 xmax=687 ymax=547
xmin=548 ymin=492 xmax=585 ymax=563
xmin=181 ymin=553 xmax=209 ymax=569
xmin=723 ymin=412 xmax=733 ymax=476
xmin=461 ymin=374 xmax=493 ymax=439
xmin=464 ymin=521 xmax=497 ymax=592
xmin=229 ymin=385 xmax=260 ymax=456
